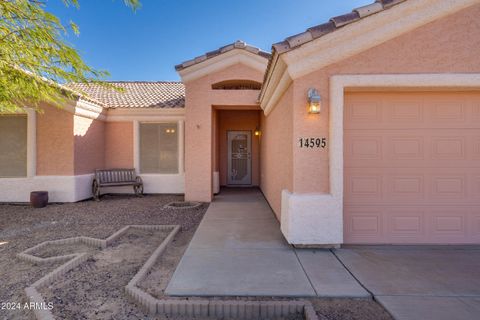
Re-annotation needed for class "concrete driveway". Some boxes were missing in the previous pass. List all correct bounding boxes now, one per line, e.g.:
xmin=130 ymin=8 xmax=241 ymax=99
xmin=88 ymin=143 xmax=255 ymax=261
xmin=335 ymin=246 xmax=480 ymax=320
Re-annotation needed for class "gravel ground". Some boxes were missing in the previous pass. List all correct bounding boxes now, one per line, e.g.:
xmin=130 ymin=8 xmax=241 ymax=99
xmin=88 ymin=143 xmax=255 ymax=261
xmin=42 ymin=228 xmax=170 ymax=320
xmin=312 ymin=299 xmax=393 ymax=320
xmin=0 ymin=194 xmax=207 ymax=320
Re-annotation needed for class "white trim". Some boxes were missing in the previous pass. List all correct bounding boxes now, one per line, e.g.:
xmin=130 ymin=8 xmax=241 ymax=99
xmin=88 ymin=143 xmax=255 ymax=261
xmin=281 ymin=191 xmax=343 ymax=246
xmin=261 ymin=0 xmax=478 ymax=113
xmin=178 ymin=49 xmax=268 ymax=83
xmin=60 ymin=99 xmax=106 ymax=121
xmin=100 ymin=173 xmax=185 ymax=195
xmin=178 ymin=120 xmax=185 ymax=173
xmin=0 ymin=174 xmax=94 ymax=202
xmin=140 ymin=173 xmax=184 ymax=194
xmin=26 ymin=109 xmax=36 ymax=178
xmin=133 ymin=120 xmax=140 ymax=174
xmin=263 ymin=67 xmax=292 ymax=115
xmin=106 ymin=108 xmax=185 ymax=122
xmin=75 ymin=99 xmax=106 ymax=120
xmin=0 ymin=172 xmax=185 ymax=202
xmin=280 ymin=73 xmax=480 ymax=246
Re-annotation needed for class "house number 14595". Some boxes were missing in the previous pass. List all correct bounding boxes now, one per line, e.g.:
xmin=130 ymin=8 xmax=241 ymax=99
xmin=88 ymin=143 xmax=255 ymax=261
xmin=299 ymin=137 xmax=327 ymax=148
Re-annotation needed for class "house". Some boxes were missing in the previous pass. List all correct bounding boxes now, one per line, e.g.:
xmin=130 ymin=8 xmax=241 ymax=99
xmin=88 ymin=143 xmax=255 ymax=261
xmin=1 ymin=0 xmax=479 ymax=246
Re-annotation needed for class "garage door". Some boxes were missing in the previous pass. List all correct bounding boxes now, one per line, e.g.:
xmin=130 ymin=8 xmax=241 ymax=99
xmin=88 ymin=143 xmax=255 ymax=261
xmin=344 ymin=92 xmax=480 ymax=244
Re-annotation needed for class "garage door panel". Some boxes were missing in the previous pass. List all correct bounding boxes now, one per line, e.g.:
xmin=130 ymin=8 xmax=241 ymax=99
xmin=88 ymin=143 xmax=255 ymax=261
xmin=345 ymin=168 xmax=480 ymax=206
xmin=388 ymin=136 xmax=425 ymax=160
xmin=344 ymin=207 xmax=384 ymax=243
xmin=344 ymin=170 xmax=383 ymax=203
xmin=388 ymin=174 xmax=425 ymax=201
xmin=344 ymin=92 xmax=480 ymax=130
xmin=344 ymin=92 xmax=480 ymax=244
xmin=471 ymin=213 xmax=480 ymax=240
xmin=428 ymin=209 xmax=469 ymax=242
xmin=387 ymin=208 xmax=426 ymax=240
xmin=345 ymin=135 xmax=383 ymax=161
xmin=428 ymin=99 xmax=467 ymax=123
xmin=345 ymin=130 xmax=480 ymax=167
xmin=430 ymin=174 xmax=467 ymax=200
xmin=345 ymin=206 xmax=479 ymax=244
xmin=474 ymin=176 xmax=480 ymax=196
xmin=474 ymin=103 xmax=480 ymax=121
xmin=346 ymin=100 xmax=382 ymax=124
xmin=473 ymin=138 xmax=480 ymax=159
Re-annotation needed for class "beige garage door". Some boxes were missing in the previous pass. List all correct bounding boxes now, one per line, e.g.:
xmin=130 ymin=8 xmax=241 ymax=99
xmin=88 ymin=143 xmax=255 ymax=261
xmin=344 ymin=92 xmax=480 ymax=244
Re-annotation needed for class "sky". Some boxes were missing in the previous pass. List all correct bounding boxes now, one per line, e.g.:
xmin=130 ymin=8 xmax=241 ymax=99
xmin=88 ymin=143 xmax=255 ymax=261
xmin=47 ymin=0 xmax=372 ymax=81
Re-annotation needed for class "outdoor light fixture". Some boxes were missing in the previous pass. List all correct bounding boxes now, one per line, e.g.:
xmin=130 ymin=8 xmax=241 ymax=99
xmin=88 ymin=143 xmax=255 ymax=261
xmin=254 ymin=127 xmax=261 ymax=136
xmin=165 ymin=128 xmax=176 ymax=134
xmin=307 ymin=88 xmax=321 ymax=114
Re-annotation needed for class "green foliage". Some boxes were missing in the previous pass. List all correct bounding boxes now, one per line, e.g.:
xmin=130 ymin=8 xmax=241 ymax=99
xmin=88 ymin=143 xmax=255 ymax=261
xmin=0 ymin=0 xmax=140 ymax=113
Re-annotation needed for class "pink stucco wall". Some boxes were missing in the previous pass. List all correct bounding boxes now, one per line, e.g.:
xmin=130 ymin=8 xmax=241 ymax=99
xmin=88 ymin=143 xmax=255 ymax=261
xmin=217 ymin=110 xmax=261 ymax=186
xmin=36 ymin=102 xmax=109 ymax=176
xmin=260 ymin=85 xmax=294 ymax=218
xmin=36 ymin=103 xmax=75 ymax=176
xmin=184 ymin=63 xmax=264 ymax=202
xmin=287 ymin=3 xmax=480 ymax=195
xmin=74 ymin=115 xmax=105 ymax=175
xmin=105 ymin=121 xmax=134 ymax=168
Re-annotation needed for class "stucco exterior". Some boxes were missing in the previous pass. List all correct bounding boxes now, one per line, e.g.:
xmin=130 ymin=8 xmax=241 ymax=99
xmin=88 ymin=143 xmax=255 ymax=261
xmin=36 ymin=103 xmax=74 ymax=176
xmin=289 ymin=3 xmax=480 ymax=195
xmin=264 ymin=2 xmax=480 ymax=245
xmin=105 ymin=121 xmax=134 ymax=168
xmin=260 ymin=85 xmax=294 ymax=218
xmin=183 ymin=62 xmax=265 ymax=202
xmin=74 ymin=116 xmax=105 ymax=175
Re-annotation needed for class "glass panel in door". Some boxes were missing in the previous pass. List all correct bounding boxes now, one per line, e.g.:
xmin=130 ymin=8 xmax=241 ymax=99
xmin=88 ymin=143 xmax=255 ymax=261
xmin=227 ymin=131 xmax=252 ymax=185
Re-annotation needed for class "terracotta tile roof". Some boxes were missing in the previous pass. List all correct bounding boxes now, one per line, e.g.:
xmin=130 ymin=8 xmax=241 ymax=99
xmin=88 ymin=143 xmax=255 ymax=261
xmin=175 ymin=40 xmax=271 ymax=71
xmin=67 ymin=81 xmax=185 ymax=108
xmin=272 ymin=0 xmax=407 ymax=54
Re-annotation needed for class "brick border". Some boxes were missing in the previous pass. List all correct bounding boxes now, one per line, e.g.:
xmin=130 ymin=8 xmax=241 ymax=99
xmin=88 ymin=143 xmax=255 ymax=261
xmin=18 ymin=225 xmax=179 ymax=320
xmin=125 ymin=226 xmax=319 ymax=320
xmin=19 ymin=225 xmax=319 ymax=320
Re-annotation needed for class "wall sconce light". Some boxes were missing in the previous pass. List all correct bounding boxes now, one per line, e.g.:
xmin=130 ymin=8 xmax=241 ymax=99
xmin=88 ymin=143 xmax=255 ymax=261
xmin=307 ymin=88 xmax=321 ymax=114
xmin=254 ymin=127 xmax=261 ymax=136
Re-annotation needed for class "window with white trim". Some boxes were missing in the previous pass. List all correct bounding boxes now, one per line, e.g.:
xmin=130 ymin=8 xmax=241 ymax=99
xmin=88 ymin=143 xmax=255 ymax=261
xmin=0 ymin=115 xmax=27 ymax=177
xmin=139 ymin=122 xmax=178 ymax=174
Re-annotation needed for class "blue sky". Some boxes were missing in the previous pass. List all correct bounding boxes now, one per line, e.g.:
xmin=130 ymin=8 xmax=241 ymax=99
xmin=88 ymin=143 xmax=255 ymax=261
xmin=47 ymin=0 xmax=372 ymax=81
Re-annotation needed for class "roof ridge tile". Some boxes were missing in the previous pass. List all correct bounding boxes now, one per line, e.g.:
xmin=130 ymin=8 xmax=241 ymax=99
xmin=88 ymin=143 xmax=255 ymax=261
xmin=271 ymin=0 xmax=407 ymax=55
xmin=175 ymin=41 xmax=270 ymax=71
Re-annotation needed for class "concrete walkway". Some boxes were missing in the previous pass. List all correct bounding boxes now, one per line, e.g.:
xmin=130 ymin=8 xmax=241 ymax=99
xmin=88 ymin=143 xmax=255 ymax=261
xmin=335 ymin=246 xmax=480 ymax=320
xmin=166 ymin=188 xmax=368 ymax=298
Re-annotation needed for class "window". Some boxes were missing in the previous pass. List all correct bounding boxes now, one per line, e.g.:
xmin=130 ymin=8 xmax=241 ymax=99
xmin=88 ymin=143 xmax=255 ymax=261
xmin=0 ymin=115 xmax=27 ymax=177
xmin=139 ymin=123 xmax=178 ymax=174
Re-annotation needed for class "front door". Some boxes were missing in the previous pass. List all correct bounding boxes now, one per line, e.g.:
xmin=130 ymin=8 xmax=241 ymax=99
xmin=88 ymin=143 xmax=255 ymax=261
xmin=227 ymin=131 xmax=252 ymax=185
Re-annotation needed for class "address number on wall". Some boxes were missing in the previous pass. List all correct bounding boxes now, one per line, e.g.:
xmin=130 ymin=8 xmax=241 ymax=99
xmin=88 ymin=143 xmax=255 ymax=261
xmin=299 ymin=137 xmax=327 ymax=149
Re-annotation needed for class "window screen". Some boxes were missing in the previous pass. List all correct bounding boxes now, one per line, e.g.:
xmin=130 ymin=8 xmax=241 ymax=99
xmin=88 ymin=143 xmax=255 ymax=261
xmin=0 ymin=115 xmax=27 ymax=177
xmin=140 ymin=123 xmax=178 ymax=174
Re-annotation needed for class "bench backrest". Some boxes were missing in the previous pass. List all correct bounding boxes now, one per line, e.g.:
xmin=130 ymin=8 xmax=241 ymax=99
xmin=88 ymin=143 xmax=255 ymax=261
xmin=95 ymin=169 xmax=137 ymax=184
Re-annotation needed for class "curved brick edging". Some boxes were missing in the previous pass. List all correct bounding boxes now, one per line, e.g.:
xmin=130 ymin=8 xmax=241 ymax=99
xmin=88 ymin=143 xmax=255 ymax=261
xmin=18 ymin=225 xmax=179 ymax=320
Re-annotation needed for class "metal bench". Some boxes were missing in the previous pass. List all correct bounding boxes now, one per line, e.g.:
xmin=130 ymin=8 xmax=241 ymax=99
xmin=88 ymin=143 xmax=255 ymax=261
xmin=92 ymin=169 xmax=143 ymax=201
